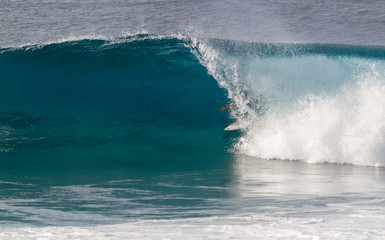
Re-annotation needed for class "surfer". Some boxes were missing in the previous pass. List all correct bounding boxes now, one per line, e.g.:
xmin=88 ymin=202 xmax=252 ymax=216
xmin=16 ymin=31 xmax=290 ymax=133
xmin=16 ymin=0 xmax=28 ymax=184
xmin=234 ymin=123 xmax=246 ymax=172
xmin=222 ymin=91 xmax=263 ymax=114
xmin=221 ymin=100 xmax=238 ymax=131
xmin=220 ymin=101 xmax=235 ymax=111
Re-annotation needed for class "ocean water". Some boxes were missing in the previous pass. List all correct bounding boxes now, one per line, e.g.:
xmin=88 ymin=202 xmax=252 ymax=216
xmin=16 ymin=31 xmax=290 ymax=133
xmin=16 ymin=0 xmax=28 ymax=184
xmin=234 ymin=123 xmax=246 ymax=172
xmin=1 ymin=1 xmax=385 ymax=239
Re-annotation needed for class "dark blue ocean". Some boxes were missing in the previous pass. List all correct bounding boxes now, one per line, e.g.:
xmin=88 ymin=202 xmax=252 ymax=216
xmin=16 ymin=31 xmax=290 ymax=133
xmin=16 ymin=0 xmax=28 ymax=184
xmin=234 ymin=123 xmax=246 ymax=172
xmin=1 ymin=1 xmax=385 ymax=239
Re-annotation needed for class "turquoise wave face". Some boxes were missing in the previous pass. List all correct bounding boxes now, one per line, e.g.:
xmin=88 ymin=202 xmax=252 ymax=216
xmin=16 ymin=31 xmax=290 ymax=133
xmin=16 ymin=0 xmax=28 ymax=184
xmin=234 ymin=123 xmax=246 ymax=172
xmin=0 ymin=36 xmax=230 ymax=171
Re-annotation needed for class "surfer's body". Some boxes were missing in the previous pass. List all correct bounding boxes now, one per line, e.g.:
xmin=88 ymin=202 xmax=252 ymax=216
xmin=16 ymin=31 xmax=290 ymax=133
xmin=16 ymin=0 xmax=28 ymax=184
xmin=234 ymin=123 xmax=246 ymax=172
xmin=220 ymin=101 xmax=235 ymax=111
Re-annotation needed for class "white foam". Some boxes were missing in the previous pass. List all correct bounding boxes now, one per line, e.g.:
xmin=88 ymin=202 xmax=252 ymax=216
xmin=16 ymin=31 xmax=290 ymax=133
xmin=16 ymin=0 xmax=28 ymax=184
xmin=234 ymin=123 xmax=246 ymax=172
xmin=1 ymin=212 xmax=385 ymax=240
xmin=238 ymin=65 xmax=385 ymax=166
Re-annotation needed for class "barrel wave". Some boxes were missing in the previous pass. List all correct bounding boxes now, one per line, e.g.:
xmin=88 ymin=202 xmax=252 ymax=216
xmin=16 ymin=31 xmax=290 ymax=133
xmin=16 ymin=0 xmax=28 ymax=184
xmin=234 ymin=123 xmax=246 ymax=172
xmin=1 ymin=34 xmax=385 ymax=169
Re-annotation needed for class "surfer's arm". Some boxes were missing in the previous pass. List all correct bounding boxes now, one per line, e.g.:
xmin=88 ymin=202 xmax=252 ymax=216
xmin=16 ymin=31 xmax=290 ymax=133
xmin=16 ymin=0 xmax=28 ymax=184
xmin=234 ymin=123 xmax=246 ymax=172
xmin=220 ymin=101 xmax=235 ymax=111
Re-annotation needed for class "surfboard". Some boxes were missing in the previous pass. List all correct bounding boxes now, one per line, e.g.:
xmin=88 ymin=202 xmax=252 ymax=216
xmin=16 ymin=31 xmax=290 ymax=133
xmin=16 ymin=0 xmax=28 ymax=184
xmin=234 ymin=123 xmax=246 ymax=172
xmin=224 ymin=120 xmax=241 ymax=131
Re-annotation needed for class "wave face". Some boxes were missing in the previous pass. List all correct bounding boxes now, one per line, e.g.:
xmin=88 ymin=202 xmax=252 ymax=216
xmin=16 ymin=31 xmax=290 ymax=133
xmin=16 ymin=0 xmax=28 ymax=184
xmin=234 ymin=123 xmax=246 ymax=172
xmin=1 ymin=35 xmax=385 ymax=168
xmin=0 ymin=35 xmax=229 ymax=170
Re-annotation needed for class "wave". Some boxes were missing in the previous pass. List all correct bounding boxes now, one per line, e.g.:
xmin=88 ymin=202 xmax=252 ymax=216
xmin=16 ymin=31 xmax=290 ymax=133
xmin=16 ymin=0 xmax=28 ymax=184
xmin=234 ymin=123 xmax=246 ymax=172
xmin=1 ymin=34 xmax=385 ymax=167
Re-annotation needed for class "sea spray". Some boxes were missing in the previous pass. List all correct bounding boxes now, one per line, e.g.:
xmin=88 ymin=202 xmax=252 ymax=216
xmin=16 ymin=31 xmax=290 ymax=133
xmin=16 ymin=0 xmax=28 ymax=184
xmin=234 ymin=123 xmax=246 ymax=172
xmin=236 ymin=64 xmax=385 ymax=166
xmin=191 ymin=38 xmax=385 ymax=166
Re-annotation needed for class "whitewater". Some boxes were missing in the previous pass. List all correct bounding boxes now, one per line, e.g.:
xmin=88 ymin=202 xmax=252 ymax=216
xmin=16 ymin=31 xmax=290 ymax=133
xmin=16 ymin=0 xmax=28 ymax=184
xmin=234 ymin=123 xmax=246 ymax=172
xmin=2 ymin=0 xmax=385 ymax=239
